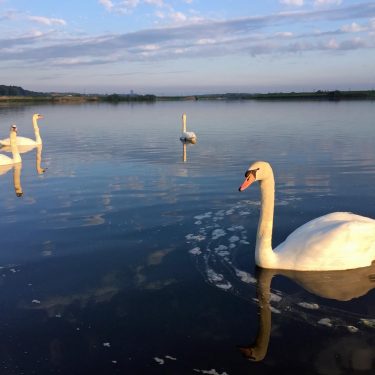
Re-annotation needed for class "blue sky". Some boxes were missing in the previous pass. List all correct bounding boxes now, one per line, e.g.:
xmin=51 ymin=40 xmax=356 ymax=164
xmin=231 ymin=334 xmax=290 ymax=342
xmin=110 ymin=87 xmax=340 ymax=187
xmin=1 ymin=0 xmax=374 ymax=94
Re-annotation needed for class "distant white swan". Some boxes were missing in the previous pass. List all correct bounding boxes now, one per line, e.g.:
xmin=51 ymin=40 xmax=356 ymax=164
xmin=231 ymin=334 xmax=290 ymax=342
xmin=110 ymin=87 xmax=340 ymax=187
xmin=0 ymin=125 xmax=22 ymax=166
xmin=179 ymin=113 xmax=197 ymax=143
xmin=0 ymin=113 xmax=44 ymax=147
xmin=239 ymin=161 xmax=375 ymax=271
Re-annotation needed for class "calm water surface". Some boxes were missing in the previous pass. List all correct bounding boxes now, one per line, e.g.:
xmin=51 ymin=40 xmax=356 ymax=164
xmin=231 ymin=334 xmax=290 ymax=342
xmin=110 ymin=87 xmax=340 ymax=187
xmin=0 ymin=100 xmax=374 ymax=374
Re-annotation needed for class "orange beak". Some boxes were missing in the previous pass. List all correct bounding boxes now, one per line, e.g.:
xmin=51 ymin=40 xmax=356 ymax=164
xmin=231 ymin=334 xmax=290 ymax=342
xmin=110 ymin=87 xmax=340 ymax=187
xmin=239 ymin=173 xmax=256 ymax=192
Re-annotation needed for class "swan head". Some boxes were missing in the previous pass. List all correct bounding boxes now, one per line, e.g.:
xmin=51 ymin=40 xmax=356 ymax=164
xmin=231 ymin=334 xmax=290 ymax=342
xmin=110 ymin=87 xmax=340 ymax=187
xmin=33 ymin=113 xmax=44 ymax=121
xmin=238 ymin=345 xmax=266 ymax=362
xmin=10 ymin=124 xmax=18 ymax=136
xmin=239 ymin=161 xmax=272 ymax=192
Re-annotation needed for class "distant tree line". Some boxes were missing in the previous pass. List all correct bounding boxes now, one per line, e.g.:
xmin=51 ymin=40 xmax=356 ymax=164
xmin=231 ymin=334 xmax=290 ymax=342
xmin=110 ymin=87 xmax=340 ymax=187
xmin=100 ymin=93 xmax=157 ymax=102
xmin=194 ymin=90 xmax=375 ymax=101
xmin=1 ymin=84 xmax=375 ymax=102
xmin=0 ymin=85 xmax=47 ymax=96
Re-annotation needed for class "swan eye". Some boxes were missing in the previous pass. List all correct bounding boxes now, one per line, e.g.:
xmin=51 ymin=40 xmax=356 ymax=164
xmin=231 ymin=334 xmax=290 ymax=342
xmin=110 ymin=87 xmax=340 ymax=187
xmin=245 ymin=168 xmax=259 ymax=179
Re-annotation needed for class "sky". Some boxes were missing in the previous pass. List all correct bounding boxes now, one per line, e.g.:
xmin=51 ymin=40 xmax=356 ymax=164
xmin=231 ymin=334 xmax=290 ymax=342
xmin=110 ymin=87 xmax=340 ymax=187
xmin=0 ymin=0 xmax=374 ymax=94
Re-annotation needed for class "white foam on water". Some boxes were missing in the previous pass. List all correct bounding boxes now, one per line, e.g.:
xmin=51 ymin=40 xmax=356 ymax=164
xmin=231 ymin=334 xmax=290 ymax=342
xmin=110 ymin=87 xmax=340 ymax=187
xmin=298 ymin=302 xmax=320 ymax=310
xmin=318 ymin=318 xmax=332 ymax=328
xmin=165 ymin=355 xmax=177 ymax=361
xmin=154 ymin=357 xmax=164 ymax=365
xmin=229 ymin=236 xmax=240 ymax=243
xmin=347 ymin=325 xmax=359 ymax=333
xmin=216 ymin=282 xmax=232 ymax=291
xmin=194 ymin=369 xmax=229 ymax=375
xmin=207 ymin=269 xmax=224 ymax=283
xmin=214 ymin=244 xmax=228 ymax=252
xmin=212 ymin=229 xmax=226 ymax=240
xmin=270 ymin=293 xmax=282 ymax=303
xmin=227 ymin=225 xmax=244 ymax=232
xmin=186 ymin=234 xmax=206 ymax=242
xmin=270 ymin=306 xmax=281 ymax=314
xmin=189 ymin=247 xmax=202 ymax=255
xmin=194 ymin=212 xmax=212 ymax=221
xmin=234 ymin=269 xmax=256 ymax=284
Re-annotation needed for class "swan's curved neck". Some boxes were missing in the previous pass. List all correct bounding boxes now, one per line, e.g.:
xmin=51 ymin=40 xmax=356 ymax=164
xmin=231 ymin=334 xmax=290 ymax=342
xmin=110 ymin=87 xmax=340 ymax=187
xmin=182 ymin=114 xmax=187 ymax=133
xmin=33 ymin=117 xmax=42 ymax=144
xmin=255 ymin=173 xmax=277 ymax=268
xmin=10 ymin=132 xmax=21 ymax=164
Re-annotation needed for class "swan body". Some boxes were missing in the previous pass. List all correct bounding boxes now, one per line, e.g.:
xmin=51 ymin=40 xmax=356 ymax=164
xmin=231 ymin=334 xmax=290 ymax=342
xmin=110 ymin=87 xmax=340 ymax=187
xmin=0 ymin=114 xmax=43 ymax=147
xmin=239 ymin=161 xmax=375 ymax=271
xmin=179 ymin=113 xmax=197 ymax=142
xmin=0 ymin=125 xmax=21 ymax=166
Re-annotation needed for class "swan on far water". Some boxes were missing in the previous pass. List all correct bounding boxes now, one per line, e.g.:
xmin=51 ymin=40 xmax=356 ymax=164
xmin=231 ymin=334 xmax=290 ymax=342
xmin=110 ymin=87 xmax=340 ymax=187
xmin=179 ymin=113 xmax=197 ymax=142
xmin=0 ymin=113 xmax=44 ymax=147
xmin=239 ymin=161 xmax=375 ymax=271
xmin=0 ymin=125 xmax=21 ymax=166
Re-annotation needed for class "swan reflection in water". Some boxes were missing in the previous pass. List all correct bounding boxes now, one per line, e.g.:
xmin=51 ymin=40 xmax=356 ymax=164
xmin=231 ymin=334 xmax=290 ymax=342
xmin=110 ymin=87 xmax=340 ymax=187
xmin=35 ymin=144 xmax=46 ymax=175
xmin=0 ymin=163 xmax=23 ymax=197
xmin=239 ymin=264 xmax=375 ymax=363
xmin=1 ymin=143 xmax=45 ymax=174
xmin=181 ymin=138 xmax=196 ymax=163
xmin=0 ymin=144 xmax=46 ymax=197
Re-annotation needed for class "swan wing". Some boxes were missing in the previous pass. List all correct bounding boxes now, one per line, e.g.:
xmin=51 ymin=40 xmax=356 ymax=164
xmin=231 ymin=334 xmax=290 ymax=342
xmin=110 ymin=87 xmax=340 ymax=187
xmin=0 ymin=138 xmax=10 ymax=146
xmin=0 ymin=153 xmax=14 ymax=166
xmin=181 ymin=131 xmax=196 ymax=140
xmin=275 ymin=212 xmax=375 ymax=271
xmin=16 ymin=137 xmax=37 ymax=146
xmin=0 ymin=136 xmax=36 ymax=146
xmin=0 ymin=144 xmax=36 ymax=154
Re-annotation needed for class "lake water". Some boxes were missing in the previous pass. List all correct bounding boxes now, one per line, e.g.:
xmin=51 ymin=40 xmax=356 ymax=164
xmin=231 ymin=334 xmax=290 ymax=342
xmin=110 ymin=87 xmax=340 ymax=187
xmin=0 ymin=100 xmax=374 ymax=374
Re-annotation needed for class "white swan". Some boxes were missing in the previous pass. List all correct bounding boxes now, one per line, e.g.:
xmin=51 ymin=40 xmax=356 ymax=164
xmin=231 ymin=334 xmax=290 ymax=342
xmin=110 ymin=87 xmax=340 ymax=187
xmin=179 ymin=113 xmax=197 ymax=143
xmin=239 ymin=161 xmax=375 ymax=271
xmin=0 ymin=113 xmax=44 ymax=147
xmin=0 ymin=125 xmax=22 ymax=166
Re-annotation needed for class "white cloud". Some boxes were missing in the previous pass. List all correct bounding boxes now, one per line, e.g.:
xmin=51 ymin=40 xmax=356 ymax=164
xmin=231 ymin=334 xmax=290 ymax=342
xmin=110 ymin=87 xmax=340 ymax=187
xmin=196 ymin=38 xmax=216 ymax=45
xmin=140 ymin=44 xmax=160 ymax=51
xmin=314 ymin=0 xmax=342 ymax=6
xmin=155 ymin=10 xmax=165 ymax=19
xmin=28 ymin=16 xmax=66 ymax=26
xmin=275 ymin=31 xmax=294 ymax=37
xmin=280 ymin=0 xmax=304 ymax=6
xmin=341 ymin=22 xmax=366 ymax=33
xmin=2 ymin=2 xmax=374 ymax=67
xmin=326 ymin=38 xmax=339 ymax=49
xmin=169 ymin=11 xmax=187 ymax=23
xmin=99 ymin=0 xmax=114 ymax=12
xmin=99 ymin=0 xmax=164 ymax=13
xmin=144 ymin=0 xmax=164 ymax=6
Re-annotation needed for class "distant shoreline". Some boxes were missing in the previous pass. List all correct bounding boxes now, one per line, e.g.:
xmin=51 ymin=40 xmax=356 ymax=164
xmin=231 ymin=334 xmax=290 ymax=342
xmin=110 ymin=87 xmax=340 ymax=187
xmin=1 ymin=89 xmax=375 ymax=104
